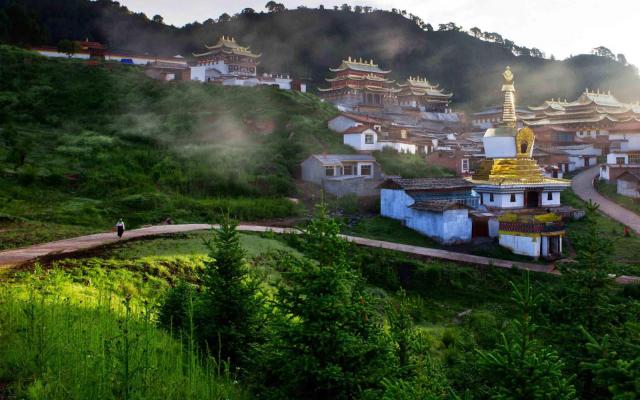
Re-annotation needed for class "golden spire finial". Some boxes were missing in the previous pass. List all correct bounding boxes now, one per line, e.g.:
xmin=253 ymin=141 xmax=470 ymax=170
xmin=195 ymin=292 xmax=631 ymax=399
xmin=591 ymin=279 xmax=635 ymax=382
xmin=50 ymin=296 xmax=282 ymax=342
xmin=502 ymin=66 xmax=514 ymax=84
xmin=500 ymin=66 xmax=517 ymax=128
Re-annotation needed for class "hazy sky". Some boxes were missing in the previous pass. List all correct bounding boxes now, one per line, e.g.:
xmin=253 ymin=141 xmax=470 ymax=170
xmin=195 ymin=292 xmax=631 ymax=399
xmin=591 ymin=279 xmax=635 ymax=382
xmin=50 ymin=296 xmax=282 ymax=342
xmin=119 ymin=0 xmax=640 ymax=66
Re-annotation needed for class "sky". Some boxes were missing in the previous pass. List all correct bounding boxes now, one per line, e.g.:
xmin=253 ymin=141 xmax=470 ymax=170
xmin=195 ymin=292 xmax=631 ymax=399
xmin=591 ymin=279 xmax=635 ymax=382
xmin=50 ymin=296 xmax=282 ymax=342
xmin=118 ymin=0 xmax=640 ymax=66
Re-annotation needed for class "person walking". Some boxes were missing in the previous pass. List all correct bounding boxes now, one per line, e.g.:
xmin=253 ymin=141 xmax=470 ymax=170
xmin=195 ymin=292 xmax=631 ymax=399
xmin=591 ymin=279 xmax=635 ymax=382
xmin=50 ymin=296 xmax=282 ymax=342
xmin=115 ymin=219 xmax=125 ymax=239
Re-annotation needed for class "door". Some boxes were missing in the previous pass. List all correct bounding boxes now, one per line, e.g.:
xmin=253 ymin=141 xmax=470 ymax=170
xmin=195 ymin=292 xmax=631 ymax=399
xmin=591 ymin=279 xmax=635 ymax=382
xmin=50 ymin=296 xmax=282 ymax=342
xmin=472 ymin=219 xmax=489 ymax=238
xmin=525 ymin=191 xmax=539 ymax=208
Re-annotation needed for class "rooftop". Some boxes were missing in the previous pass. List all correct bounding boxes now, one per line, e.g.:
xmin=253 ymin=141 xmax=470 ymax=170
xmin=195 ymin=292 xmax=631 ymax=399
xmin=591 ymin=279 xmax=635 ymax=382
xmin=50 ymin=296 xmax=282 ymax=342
xmin=410 ymin=200 xmax=472 ymax=212
xmin=329 ymin=57 xmax=391 ymax=74
xmin=310 ymin=154 xmax=376 ymax=165
xmin=379 ymin=177 xmax=475 ymax=191
xmin=344 ymin=125 xmax=375 ymax=134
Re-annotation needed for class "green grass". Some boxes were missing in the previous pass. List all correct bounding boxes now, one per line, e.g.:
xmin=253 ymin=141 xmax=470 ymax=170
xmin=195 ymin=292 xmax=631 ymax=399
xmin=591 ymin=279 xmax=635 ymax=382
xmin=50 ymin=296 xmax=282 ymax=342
xmin=594 ymin=179 xmax=640 ymax=215
xmin=0 ymin=269 xmax=248 ymax=400
xmin=106 ymin=231 xmax=302 ymax=260
xmin=563 ymin=189 xmax=640 ymax=275
xmin=0 ymin=45 xmax=346 ymax=245
xmin=0 ymin=218 xmax=98 ymax=250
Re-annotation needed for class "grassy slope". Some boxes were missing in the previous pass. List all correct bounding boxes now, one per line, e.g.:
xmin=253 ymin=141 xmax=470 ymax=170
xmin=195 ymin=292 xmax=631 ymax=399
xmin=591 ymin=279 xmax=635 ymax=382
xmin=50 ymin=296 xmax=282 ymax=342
xmin=0 ymin=45 xmax=350 ymax=246
xmin=0 ymin=232 xmax=302 ymax=399
xmin=594 ymin=179 xmax=640 ymax=215
xmin=563 ymin=190 xmax=640 ymax=275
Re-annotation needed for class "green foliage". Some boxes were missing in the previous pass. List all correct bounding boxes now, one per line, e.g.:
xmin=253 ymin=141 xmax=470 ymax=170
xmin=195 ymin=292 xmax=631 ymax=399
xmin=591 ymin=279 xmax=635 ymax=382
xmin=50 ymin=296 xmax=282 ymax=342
xmin=195 ymin=217 xmax=264 ymax=368
xmin=477 ymin=274 xmax=577 ymax=400
xmin=374 ymin=148 xmax=454 ymax=179
xmin=581 ymin=328 xmax=640 ymax=400
xmin=4 ymin=1 xmax=640 ymax=107
xmin=251 ymin=209 xmax=397 ymax=399
xmin=0 ymin=269 xmax=247 ymax=400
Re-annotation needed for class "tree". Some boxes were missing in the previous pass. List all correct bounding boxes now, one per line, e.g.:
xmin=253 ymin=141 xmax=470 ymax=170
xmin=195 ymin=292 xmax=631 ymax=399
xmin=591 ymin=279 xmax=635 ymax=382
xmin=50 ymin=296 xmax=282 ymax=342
xmin=477 ymin=274 xmax=576 ymax=400
xmin=592 ymin=46 xmax=615 ymax=60
xmin=438 ymin=22 xmax=462 ymax=32
xmin=425 ymin=23 xmax=434 ymax=32
xmin=341 ymin=3 xmax=352 ymax=11
xmin=57 ymin=39 xmax=79 ymax=58
xmin=354 ymin=5 xmax=363 ymax=13
xmin=550 ymin=201 xmax=617 ymax=398
xmin=470 ymin=27 xmax=482 ymax=38
xmin=195 ymin=216 xmax=264 ymax=368
xmin=151 ymin=14 xmax=163 ymax=24
xmin=581 ymin=328 xmax=640 ymax=400
xmin=265 ymin=1 xmax=285 ymax=12
xmin=617 ymin=53 xmax=628 ymax=65
xmin=251 ymin=206 xmax=396 ymax=399
xmin=217 ymin=13 xmax=231 ymax=23
xmin=241 ymin=8 xmax=256 ymax=15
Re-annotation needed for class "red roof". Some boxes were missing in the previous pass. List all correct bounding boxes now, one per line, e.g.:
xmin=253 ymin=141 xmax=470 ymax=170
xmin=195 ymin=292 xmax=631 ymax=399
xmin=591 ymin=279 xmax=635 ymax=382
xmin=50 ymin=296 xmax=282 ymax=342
xmin=341 ymin=112 xmax=386 ymax=125
xmin=77 ymin=40 xmax=105 ymax=49
xmin=344 ymin=125 xmax=374 ymax=134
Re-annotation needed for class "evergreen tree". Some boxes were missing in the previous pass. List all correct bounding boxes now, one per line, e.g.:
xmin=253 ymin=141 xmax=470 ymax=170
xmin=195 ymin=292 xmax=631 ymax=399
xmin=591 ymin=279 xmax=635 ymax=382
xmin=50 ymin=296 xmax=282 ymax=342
xmin=477 ymin=274 xmax=576 ymax=400
xmin=196 ymin=216 xmax=263 ymax=369
xmin=252 ymin=206 xmax=396 ymax=399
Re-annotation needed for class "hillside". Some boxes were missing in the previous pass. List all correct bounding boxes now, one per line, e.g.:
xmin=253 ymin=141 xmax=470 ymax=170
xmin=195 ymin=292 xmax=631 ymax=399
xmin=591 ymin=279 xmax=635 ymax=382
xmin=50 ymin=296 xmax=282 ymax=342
xmin=0 ymin=45 xmax=345 ymax=243
xmin=2 ymin=0 xmax=640 ymax=109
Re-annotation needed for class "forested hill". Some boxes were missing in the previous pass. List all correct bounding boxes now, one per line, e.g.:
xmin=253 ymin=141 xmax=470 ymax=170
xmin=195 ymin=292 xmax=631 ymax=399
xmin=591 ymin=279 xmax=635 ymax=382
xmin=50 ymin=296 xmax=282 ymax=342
xmin=2 ymin=0 xmax=640 ymax=108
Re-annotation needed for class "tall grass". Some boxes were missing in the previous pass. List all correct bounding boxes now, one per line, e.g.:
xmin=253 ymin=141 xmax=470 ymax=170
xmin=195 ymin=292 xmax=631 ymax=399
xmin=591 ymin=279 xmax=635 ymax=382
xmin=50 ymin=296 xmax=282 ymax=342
xmin=0 ymin=270 xmax=247 ymax=400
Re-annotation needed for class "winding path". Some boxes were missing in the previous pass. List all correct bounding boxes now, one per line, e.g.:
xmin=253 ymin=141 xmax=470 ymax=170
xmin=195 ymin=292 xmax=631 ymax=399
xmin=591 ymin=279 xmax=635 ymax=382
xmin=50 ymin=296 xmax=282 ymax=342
xmin=572 ymin=166 xmax=640 ymax=234
xmin=0 ymin=223 xmax=638 ymax=284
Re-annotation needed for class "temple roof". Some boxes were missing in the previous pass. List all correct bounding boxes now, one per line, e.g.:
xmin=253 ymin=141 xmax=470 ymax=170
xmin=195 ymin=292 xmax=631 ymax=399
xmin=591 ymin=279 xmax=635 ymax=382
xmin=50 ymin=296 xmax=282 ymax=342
xmin=329 ymin=57 xmax=391 ymax=74
xmin=524 ymin=114 xmax=621 ymax=126
xmin=529 ymin=90 xmax=640 ymax=113
xmin=325 ymin=74 xmax=393 ymax=83
xmin=397 ymin=76 xmax=453 ymax=98
xmin=194 ymin=35 xmax=261 ymax=58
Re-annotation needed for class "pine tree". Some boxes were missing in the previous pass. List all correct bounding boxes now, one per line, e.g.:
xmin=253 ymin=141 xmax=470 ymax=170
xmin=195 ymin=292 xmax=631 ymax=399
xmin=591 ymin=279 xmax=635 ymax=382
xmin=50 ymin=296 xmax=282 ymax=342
xmin=196 ymin=215 xmax=263 ymax=369
xmin=252 ymin=206 xmax=395 ymax=399
xmin=477 ymin=274 xmax=576 ymax=400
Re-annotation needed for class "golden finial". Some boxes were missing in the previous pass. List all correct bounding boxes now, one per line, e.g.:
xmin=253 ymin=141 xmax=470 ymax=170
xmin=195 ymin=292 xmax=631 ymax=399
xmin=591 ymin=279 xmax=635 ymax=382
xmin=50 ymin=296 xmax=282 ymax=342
xmin=502 ymin=66 xmax=514 ymax=84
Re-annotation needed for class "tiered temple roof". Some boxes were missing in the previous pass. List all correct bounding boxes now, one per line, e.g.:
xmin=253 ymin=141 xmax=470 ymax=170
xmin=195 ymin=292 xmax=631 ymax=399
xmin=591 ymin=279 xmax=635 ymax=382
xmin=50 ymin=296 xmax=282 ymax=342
xmin=194 ymin=36 xmax=261 ymax=59
xmin=525 ymin=89 xmax=640 ymax=128
xmin=396 ymin=76 xmax=452 ymax=99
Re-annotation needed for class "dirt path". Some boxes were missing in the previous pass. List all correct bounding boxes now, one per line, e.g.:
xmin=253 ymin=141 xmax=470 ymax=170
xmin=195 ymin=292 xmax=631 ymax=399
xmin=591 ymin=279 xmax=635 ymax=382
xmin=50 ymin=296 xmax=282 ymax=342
xmin=0 ymin=223 xmax=638 ymax=285
xmin=572 ymin=166 xmax=640 ymax=234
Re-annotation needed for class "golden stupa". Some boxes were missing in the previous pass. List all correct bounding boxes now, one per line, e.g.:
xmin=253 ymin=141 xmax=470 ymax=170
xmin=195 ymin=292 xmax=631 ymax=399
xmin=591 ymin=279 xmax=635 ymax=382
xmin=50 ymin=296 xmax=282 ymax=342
xmin=469 ymin=67 xmax=568 ymax=185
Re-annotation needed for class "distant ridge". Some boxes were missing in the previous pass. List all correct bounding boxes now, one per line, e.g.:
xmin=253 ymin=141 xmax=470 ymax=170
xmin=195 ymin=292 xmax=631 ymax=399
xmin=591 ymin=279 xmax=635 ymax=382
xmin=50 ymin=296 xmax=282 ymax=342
xmin=2 ymin=0 xmax=639 ymax=109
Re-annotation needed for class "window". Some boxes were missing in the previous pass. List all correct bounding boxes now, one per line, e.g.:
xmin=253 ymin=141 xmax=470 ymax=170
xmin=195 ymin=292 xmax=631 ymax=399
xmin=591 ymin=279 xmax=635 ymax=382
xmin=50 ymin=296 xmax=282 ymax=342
xmin=461 ymin=158 xmax=470 ymax=173
xmin=365 ymin=134 xmax=374 ymax=144
xmin=510 ymin=193 xmax=516 ymax=203
xmin=343 ymin=165 xmax=354 ymax=175
xmin=616 ymin=157 xmax=626 ymax=165
xmin=547 ymin=192 xmax=553 ymax=201
xmin=489 ymin=193 xmax=494 ymax=202
xmin=360 ymin=164 xmax=372 ymax=176
xmin=325 ymin=166 xmax=334 ymax=177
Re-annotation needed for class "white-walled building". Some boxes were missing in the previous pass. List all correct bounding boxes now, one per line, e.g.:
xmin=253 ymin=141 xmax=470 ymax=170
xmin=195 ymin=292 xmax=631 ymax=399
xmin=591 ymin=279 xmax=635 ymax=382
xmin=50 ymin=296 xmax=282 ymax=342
xmin=379 ymin=178 xmax=478 ymax=244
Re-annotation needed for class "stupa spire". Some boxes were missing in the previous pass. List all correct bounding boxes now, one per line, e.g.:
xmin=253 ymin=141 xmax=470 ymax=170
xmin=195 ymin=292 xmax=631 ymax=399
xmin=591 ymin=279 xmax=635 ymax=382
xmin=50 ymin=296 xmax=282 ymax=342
xmin=501 ymin=66 xmax=517 ymax=128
